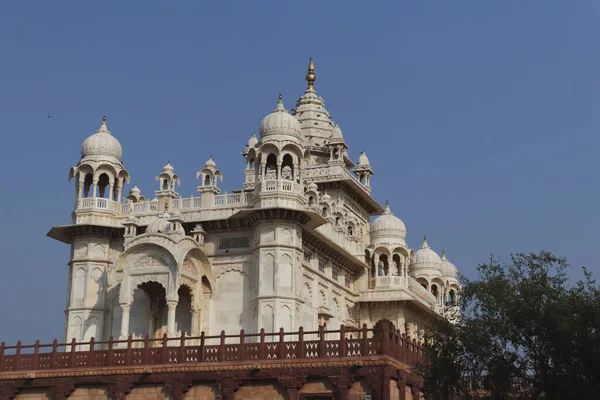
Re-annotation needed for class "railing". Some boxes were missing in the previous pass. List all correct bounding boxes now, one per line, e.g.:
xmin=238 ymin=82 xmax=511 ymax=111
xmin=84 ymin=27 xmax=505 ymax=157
xmin=114 ymin=192 xmax=253 ymax=216
xmin=369 ymin=275 xmax=406 ymax=289
xmin=260 ymin=179 xmax=295 ymax=193
xmin=0 ymin=324 xmax=423 ymax=373
xmin=78 ymin=197 xmax=119 ymax=212
xmin=408 ymin=276 xmax=439 ymax=306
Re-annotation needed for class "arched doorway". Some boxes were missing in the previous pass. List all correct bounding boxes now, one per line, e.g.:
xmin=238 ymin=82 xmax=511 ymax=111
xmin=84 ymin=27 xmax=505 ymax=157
xmin=175 ymin=285 xmax=192 ymax=336
xmin=129 ymin=281 xmax=167 ymax=339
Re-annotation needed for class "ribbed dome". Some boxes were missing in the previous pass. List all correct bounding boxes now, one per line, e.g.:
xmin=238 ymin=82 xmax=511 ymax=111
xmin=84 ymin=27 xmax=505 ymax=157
xmin=370 ymin=202 xmax=406 ymax=245
xmin=357 ymin=151 xmax=370 ymax=166
xmin=204 ymin=156 xmax=217 ymax=169
xmin=247 ymin=133 xmax=258 ymax=148
xmin=331 ymin=124 xmax=343 ymax=139
xmin=162 ymin=162 xmax=174 ymax=173
xmin=81 ymin=117 xmax=122 ymax=159
xmin=259 ymin=95 xmax=301 ymax=139
xmin=129 ymin=185 xmax=141 ymax=196
xmin=441 ymin=249 xmax=458 ymax=279
xmin=411 ymin=236 xmax=442 ymax=274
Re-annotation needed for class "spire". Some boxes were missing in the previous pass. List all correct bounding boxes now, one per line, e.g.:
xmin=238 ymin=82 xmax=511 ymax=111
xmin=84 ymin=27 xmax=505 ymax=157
xmin=306 ymin=58 xmax=316 ymax=91
xmin=422 ymin=235 xmax=429 ymax=249
xmin=97 ymin=114 xmax=110 ymax=134
xmin=274 ymin=93 xmax=285 ymax=112
xmin=384 ymin=200 xmax=392 ymax=214
xmin=441 ymin=248 xmax=447 ymax=260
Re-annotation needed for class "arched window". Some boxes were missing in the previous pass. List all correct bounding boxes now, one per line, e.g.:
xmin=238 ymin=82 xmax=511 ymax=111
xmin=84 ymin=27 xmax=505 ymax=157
xmin=347 ymin=225 xmax=353 ymax=236
xmin=281 ymin=153 xmax=294 ymax=181
xmin=249 ymin=158 xmax=255 ymax=169
xmin=204 ymin=175 xmax=211 ymax=186
xmin=175 ymin=286 xmax=192 ymax=336
xmin=265 ymin=153 xmax=277 ymax=179
xmin=431 ymin=284 xmax=438 ymax=299
xmin=378 ymin=254 xmax=389 ymax=276
xmin=98 ymin=173 xmax=110 ymax=198
xmin=162 ymin=179 xmax=168 ymax=190
xmin=392 ymin=254 xmax=402 ymax=276
xmin=308 ymin=196 xmax=314 ymax=206
xmin=83 ymin=173 xmax=93 ymax=198
xmin=448 ymin=289 xmax=457 ymax=305
xmin=322 ymin=207 xmax=328 ymax=217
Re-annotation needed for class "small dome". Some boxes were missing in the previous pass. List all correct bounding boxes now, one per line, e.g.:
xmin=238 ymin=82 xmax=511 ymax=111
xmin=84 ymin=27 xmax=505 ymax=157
xmin=331 ymin=124 xmax=343 ymax=139
xmin=247 ymin=133 xmax=258 ymax=148
xmin=259 ymin=95 xmax=302 ymax=139
xmin=441 ymin=249 xmax=458 ymax=279
xmin=81 ymin=116 xmax=123 ymax=160
xmin=307 ymin=182 xmax=318 ymax=191
xmin=129 ymin=185 xmax=141 ymax=196
xmin=370 ymin=201 xmax=406 ymax=245
xmin=357 ymin=151 xmax=370 ymax=166
xmin=204 ymin=156 xmax=216 ymax=169
xmin=322 ymin=191 xmax=332 ymax=202
xmin=162 ymin=161 xmax=174 ymax=173
xmin=411 ymin=236 xmax=442 ymax=275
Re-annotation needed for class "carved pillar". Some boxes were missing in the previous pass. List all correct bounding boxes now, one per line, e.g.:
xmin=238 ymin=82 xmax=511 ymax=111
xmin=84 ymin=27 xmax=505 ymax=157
xmin=166 ymin=378 xmax=193 ymax=400
xmin=108 ymin=179 xmax=114 ymax=201
xmin=49 ymin=382 xmax=75 ymax=400
xmin=397 ymin=371 xmax=407 ymax=400
xmin=278 ymin=376 xmax=306 ymax=400
xmin=92 ymin=179 xmax=98 ymax=201
xmin=116 ymin=180 xmax=123 ymax=203
xmin=217 ymin=378 xmax=242 ymax=400
xmin=191 ymin=307 xmax=199 ymax=336
xmin=411 ymin=385 xmax=421 ymax=400
xmin=167 ymin=301 xmax=177 ymax=336
xmin=120 ymin=304 xmax=130 ymax=339
xmin=329 ymin=376 xmax=353 ymax=400
xmin=107 ymin=381 xmax=133 ymax=400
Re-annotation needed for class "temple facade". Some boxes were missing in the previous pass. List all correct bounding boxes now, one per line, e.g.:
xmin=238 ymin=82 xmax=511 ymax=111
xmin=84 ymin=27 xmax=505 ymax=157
xmin=48 ymin=60 xmax=461 ymax=347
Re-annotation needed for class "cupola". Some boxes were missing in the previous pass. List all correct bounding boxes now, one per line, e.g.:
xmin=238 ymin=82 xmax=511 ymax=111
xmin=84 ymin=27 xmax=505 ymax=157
xmin=259 ymin=94 xmax=302 ymax=141
xmin=370 ymin=201 xmax=407 ymax=246
xmin=410 ymin=236 xmax=443 ymax=276
xmin=81 ymin=115 xmax=123 ymax=160
xmin=441 ymin=248 xmax=458 ymax=279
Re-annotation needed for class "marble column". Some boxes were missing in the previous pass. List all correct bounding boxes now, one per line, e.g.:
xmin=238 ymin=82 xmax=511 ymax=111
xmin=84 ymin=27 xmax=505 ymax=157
xmin=120 ymin=304 xmax=130 ymax=339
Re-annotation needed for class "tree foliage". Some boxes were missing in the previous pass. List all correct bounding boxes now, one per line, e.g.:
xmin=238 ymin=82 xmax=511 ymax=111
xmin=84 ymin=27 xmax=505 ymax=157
xmin=416 ymin=251 xmax=600 ymax=400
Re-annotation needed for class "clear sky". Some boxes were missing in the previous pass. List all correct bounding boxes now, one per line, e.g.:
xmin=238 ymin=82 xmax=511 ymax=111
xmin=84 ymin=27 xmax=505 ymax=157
xmin=0 ymin=1 xmax=598 ymax=345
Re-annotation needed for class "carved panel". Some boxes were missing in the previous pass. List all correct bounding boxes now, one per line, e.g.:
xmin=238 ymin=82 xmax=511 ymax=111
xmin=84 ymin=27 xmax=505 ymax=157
xmin=133 ymin=255 xmax=166 ymax=269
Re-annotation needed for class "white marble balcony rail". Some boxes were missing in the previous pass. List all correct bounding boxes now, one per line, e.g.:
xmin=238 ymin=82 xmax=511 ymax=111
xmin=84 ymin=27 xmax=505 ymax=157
xmin=369 ymin=275 xmax=407 ymax=289
xmin=78 ymin=198 xmax=120 ymax=212
xmin=259 ymin=179 xmax=296 ymax=193
xmin=408 ymin=276 xmax=438 ymax=307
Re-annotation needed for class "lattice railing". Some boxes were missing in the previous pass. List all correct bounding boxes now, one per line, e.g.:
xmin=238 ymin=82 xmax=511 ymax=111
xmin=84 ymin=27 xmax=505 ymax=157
xmin=0 ymin=323 xmax=423 ymax=373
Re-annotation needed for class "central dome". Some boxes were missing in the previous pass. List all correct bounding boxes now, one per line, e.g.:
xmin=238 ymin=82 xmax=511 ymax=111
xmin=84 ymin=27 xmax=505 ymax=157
xmin=81 ymin=116 xmax=122 ymax=160
xmin=259 ymin=95 xmax=302 ymax=139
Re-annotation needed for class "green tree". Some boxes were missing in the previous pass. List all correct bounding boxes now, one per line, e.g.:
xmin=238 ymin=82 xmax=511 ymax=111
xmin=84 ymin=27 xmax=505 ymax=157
xmin=416 ymin=251 xmax=600 ymax=400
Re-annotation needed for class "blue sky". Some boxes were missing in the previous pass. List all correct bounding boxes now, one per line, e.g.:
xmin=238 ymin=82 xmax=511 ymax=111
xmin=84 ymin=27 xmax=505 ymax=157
xmin=0 ymin=1 xmax=598 ymax=344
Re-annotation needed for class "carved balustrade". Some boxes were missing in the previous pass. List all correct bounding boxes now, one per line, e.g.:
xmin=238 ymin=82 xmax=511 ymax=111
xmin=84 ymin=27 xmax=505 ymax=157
xmin=0 ymin=325 xmax=423 ymax=373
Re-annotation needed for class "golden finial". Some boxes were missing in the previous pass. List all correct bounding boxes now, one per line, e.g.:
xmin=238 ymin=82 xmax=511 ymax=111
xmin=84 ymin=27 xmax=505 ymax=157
xmin=306 ymin=58 xmax=316 ymax=90
xmin=386 ymin=200 xmax=389 ymax=207
xmin=278 ymin=93 xmax=283 ymax=102
xmin=442 ymin=248 xmax=446 ymax=256
xmin=102 ymin=115 xmax=107 ymax=123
